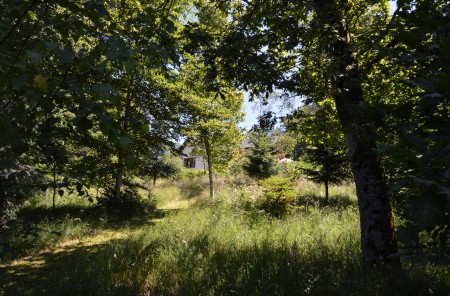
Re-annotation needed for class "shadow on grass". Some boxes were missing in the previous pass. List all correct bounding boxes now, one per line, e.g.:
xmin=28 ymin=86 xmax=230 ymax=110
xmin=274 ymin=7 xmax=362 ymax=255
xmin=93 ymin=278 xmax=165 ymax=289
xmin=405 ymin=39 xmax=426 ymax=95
xmin=17 ymin=204 xmax=171 ymax=226
xmin=298 ymin=194 xmax=358 ymax=210
xmin=1 ymin=232 xmax=448 ymax=296
xmin=0 ymin=240 xmax=131 ymax=296
xmin=0 ymin=205 xmax=178 ymax=262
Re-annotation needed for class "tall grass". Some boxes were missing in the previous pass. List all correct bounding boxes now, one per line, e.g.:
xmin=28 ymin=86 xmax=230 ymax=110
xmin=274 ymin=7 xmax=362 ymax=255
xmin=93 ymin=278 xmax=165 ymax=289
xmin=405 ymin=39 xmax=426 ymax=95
xmin=103 ymin=206 xmax=363 ymax=295
xmin=1 ymin=176 xmax=449 ymax=295
xmin=25 ymin=203 xmax=447 ymax=295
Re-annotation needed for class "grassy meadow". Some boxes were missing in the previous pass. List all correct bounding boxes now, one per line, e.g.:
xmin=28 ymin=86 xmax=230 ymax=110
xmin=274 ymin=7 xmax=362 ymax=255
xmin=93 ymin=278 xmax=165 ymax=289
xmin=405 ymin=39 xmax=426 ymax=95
xmin=1 ymin=175 xmax=449 ymax=295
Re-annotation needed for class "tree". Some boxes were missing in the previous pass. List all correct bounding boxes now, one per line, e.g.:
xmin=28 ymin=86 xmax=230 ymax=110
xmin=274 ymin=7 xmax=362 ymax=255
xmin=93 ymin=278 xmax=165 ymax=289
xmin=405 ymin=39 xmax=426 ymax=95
xmin=144 ymin=152 xmax=182 ymax=186
xmin=379 ymin=0 xmax=450 ymax=257
xmin=275 ymin=132 xmax=299 ymax=160
xmin=0 ymin=0 xmax=111 ymax=224
xmin=243 ymin=130 xmax=277 ymax=179
xmin=181 ymin=56 xmax=244 ymax=199
xmin=185 ymin=0 xmax=402 ymax=267
xmin=302 ymin=144 xmax=351 ymax=202
xmin=0 ymin=0 xmax=190 ymax=218
xmin=285 ymin=101 xmax=351 ymax=203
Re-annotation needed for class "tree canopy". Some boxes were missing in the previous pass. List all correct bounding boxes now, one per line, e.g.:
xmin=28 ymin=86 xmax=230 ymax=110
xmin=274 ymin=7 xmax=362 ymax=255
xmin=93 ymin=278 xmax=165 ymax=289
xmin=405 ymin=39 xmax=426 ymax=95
xmin=0 ymin=0 xmax=448 ymax=272
xmin=184 ymin=0 xmax=449 ymax=267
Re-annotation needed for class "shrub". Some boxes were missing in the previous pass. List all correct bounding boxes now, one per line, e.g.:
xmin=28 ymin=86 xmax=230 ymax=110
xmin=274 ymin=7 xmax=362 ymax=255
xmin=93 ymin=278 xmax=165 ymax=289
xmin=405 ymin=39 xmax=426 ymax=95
xmin=180 ymin=168 xmax=205 ymax=180
xmin=97 ymin=187 xmax=155 ymax=217
xmin=143 ymin=153 xmax=183 ymax=184
xmin=258 ymin=176 xmax=298 ymax=217
xmin=278 ymin=161 xmax=303 ymax=179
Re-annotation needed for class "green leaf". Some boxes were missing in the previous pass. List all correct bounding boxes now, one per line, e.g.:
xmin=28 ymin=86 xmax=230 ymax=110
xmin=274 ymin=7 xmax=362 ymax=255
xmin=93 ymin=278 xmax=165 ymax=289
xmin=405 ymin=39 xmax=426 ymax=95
xmin=125 ymin=60 xmax=137 ymax=72
xmin=96 ymin=2 xmax=109 ymax=17
xmin=99 ymin=114 xmax=113 ymax=135
xmin=42 ymin=40 xmax=59 ymax=50
xmin=92 ymin=84 xmax=112 ymax=98
xmin=118 ymin=135 xmax=132 ymax=149
xmin=397 ymin=224 xmax=420 ymax=245
xmin=27 ymin=51 xmax=43 ymax=66
xmin=59 ymin=49 xmax=75 ymax=63
xmin=141 ymin=123 xmax=150 ymax=132
xmin=125 ymin=154 xmax=137 ymax=169
xmin=99 ymin=121 xmax=110 ymax=135
xmin=12 ymin=74 xmax=29 ymax=90
xmin=74 ymin=115 xmax=93 ymax=130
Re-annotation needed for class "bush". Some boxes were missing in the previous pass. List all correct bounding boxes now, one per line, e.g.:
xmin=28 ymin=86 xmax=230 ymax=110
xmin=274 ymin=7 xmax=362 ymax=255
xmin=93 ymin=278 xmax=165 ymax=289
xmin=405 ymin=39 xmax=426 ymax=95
xmin=258 ymin=176 xmax=298 ymax=217
xmin=180 ymin=177 xmax=208 ymax=199
xmin=143 ymin=153 xmax=183 ymax=183
xmin=97 ymin=187 xmax=155 ymax=217
xmin=180 ymin=168 xmax=205 ymax=180
xmin=278 ymin=161 xmax=303 ymax=179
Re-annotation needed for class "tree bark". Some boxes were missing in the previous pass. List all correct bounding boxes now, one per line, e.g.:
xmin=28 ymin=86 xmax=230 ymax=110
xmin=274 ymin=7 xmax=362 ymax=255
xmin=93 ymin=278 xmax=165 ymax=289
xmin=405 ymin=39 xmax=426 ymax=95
xmin=153 ymin=169 xmax=157 ymax=186
xmin=204 ymin=138 xmax=215 ymax=199
xmin=113 ymin=85 xmax=133 ymax=203
xmin=0 ymin=197 xmax=7 ymax=232
xmin=324 ymin=179 xmax=329 ymax=204
xmin=114 ymin=148 xmax=124 ymax=202
xmin=313 ymin=0 xmax=399 ymax=268
xmin=52 ymin=165 xmax=57 ymax=212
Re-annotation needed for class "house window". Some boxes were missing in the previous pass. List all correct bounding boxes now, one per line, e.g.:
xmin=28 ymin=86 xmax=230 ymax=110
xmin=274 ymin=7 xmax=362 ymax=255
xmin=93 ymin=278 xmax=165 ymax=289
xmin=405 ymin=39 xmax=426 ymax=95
xmin=184 ymin=157 xmax=196 ymax=168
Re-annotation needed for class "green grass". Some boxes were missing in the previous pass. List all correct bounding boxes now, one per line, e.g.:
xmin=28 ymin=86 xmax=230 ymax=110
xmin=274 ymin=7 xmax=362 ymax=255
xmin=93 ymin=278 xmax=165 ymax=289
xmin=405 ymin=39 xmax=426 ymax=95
xmin=98 ymin=206 xmax=363 ymax=295
xmin=1 ymin=176 xmax=449 ymax=295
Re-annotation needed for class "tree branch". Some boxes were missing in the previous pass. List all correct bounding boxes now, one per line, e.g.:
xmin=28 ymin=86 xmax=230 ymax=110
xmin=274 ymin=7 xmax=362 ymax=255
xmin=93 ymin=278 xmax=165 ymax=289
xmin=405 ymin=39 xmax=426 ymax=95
xmin=8 ymin=3 xmax=50 ymax=74
xmin=359 ymin=5 xmax=402 ymax=57
xmin=0 ymin=0 xmax=41 ymax=46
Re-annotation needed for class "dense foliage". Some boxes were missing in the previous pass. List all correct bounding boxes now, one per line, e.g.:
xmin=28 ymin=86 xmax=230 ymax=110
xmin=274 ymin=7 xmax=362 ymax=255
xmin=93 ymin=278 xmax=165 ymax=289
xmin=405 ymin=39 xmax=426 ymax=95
xmin=284 ymin=102 xmax=352 ymax=202
xmin=0 ymin=0 xmax=448 ymax=280
xmin=258 ymin=176 xmax=297 ymax=217
xmin=243 ymin=130 xmax=278 ymax=180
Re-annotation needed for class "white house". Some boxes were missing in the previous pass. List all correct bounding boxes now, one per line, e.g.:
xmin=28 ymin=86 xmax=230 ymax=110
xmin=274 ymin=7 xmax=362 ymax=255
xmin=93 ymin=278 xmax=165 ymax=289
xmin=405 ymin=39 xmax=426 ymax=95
xmin=181 ymin=146 xmax=207 ymax=171
xmin=180 ymin=136 xmax=291 ymax=170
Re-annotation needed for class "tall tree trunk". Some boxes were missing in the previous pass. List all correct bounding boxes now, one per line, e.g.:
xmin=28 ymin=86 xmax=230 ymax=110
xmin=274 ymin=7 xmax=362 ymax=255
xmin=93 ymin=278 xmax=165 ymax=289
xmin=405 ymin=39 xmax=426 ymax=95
xmin=153 ymin=168 xmax=157 ymax=186
xmin=0 ymin=195 xmax=7 ymax=232
xmin=204 ymin=138 xmax=215 ymax=199
xmin=114 ymin=148 xmax=124 ymax=202
xmin=324 ymin=179 xmax=329 ymax=204
xmin=113 ymin=85 xmax=133 ymax=203
xmin=52 ymin=165 xmax=57 ymax=212
xmin=313 ymin=0 xmax=399 ymax=268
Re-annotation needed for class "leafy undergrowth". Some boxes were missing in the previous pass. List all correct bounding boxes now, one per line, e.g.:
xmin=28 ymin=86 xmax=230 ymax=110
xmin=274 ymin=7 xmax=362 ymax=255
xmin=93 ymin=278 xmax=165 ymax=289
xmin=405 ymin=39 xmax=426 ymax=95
xmin=1 ymin=177 xmax=449 ymax=295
